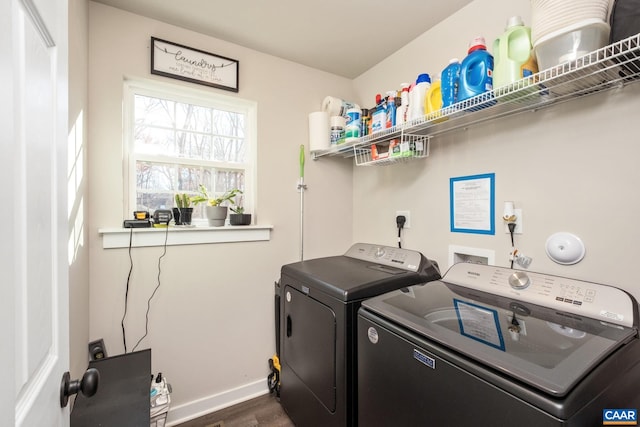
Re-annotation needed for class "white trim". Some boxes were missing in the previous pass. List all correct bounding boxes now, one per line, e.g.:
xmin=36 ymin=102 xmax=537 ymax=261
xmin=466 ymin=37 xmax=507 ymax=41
xmin=99 ymin=225 xmax=272 ymax=249
xmin=165 ymin=378 xmax=269 ymax=426
xmin=122 ymin=76 xmax=258 ymax=219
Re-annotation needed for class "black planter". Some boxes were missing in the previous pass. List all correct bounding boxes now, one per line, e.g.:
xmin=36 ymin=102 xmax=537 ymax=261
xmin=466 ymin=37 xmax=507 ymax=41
xmin=229 ymin=213 xmax=251 ymax=226
xmin=179 ymin=207 xmax=193 ymax=225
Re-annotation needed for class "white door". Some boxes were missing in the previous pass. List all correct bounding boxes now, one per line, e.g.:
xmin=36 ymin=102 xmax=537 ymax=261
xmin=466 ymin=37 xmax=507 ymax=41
xmin=1 ymin=0 xmax=70 ymax=426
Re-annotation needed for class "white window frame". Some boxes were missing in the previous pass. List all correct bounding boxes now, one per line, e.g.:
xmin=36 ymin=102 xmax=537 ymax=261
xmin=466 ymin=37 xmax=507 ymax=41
xmin=122 ymin=77 xmax=258 ymax=225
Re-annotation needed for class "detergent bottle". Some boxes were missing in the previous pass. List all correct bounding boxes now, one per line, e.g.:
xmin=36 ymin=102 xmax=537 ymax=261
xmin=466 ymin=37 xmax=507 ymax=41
xmin=396 ymin=83 xmax=410 ymax=126
xmin=425 ymin=78 xmax=443 ymax=115
xmin=409 ymin=73 xmax=431 ymax=121
xmin=370 ymin=94 xmax=386 ymax=134
xmin=458 ymin=36 xmax=494 ymax=103
xmin=385 ymin=91 xmax=396 ymax=128
xmin=492 ymin=16 xmax=537 ymax=90
xmin=441 ymin=58 xmax=460 ymax=108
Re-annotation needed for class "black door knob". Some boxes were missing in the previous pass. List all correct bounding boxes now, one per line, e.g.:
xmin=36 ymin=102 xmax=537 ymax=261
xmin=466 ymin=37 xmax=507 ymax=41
xmin=60 ymin=368 xmax=100 ymax=408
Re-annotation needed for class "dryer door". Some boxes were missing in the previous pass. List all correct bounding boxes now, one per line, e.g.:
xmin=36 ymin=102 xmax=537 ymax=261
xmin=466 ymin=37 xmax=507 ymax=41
xmin=283 ymin=285 xmax=336 ymax=412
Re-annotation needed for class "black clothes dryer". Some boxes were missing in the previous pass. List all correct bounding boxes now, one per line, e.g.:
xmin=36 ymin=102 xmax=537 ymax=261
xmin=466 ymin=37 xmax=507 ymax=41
xmin=277 ymin=243 xmax=440 ymax=427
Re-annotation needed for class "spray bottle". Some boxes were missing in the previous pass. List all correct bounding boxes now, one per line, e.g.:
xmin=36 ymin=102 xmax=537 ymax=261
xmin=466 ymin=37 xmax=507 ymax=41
xmin=385 ymin=91 xmax=396 ymax=128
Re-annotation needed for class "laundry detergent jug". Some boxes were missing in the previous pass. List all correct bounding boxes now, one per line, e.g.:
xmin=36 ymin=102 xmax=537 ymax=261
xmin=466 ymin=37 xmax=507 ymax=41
xmin=458 ymin=36 xmax=494 ymax=103
xmin=441 ymin=58 xmax=460 ymax=108
xmin=493 ymin=16 xmax=537 ymax=90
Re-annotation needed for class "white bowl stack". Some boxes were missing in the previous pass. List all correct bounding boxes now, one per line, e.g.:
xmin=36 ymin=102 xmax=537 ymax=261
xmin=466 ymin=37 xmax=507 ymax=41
xmin=531 ymin=0 xmax=613 ymax=70
xmin=531 ymin=0 xmax=612 ymax=44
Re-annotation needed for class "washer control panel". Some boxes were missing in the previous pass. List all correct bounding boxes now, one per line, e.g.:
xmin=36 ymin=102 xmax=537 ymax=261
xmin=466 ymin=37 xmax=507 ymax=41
xmin=345 ymin=243 xmax=424 ymax=272
xmin=444 ymin=263 xmax=635 ymax=328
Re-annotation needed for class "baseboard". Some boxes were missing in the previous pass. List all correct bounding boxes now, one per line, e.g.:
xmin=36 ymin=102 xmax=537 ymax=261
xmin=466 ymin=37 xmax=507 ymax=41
xmin=166 ymin=379 xmax=269 ymax=426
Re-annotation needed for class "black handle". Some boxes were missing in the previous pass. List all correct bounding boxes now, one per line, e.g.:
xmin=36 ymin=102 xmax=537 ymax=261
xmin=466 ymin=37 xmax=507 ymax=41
xmin=60 ymin=368 xmax=100 ymax=408
xmin=286 ymin=315 xmax=292 ymax=337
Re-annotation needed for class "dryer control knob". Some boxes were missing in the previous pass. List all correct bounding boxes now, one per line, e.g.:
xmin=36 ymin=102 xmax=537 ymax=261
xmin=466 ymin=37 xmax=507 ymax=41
xmin=375 ymin=247 xmax=386 ymax=258
xmin=509 ymin=271 xmax=530 ymax=290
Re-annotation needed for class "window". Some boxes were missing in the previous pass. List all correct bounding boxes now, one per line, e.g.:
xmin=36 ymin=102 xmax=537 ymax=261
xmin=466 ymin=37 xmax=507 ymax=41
xmin=123 ymin=79 xmax=257 ymax=223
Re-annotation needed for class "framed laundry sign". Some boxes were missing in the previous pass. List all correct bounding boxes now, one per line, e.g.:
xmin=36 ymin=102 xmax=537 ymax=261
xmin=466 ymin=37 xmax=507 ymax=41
xmin=450 ymin=173 xmax=495 ymax=235
xmin=150 ymin=37 xmax=239 ymax=92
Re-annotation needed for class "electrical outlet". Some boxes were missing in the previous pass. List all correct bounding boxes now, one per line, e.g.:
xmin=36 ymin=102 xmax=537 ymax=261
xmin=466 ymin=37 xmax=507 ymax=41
xmin=504 ymin=208 xmax=523 ymax=234
xmin=396 ymin=210 xmax=411 ymax=228
xmin=88 ymin=339 xmax=107 ymax=361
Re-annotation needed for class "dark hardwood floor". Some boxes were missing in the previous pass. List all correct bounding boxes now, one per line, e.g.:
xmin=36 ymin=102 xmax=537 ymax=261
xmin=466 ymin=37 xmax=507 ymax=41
xmin=175 ymin=394 xmax=295 ymax=427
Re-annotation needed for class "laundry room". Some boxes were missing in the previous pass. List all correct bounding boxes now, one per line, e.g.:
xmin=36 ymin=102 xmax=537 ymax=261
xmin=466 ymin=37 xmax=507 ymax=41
xmin=20 ymin=0 xmax=639 ymax=425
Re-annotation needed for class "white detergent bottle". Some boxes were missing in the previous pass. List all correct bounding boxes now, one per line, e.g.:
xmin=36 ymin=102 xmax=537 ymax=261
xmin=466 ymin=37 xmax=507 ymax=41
xmin=409 ymin=73 xmax=430 ymax=122
xmin=396 ymin=83 xmax=410 ymax=126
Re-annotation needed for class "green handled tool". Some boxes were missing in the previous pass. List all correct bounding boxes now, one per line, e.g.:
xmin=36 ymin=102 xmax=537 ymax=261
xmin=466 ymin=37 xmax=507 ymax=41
xmin=297 ymin=144 xmax=307 ymax=261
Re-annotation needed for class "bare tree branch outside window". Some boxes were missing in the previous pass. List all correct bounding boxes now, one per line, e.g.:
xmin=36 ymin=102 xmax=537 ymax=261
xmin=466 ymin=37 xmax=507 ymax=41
xmin=133 ymin=93 xmax=246 ymax=216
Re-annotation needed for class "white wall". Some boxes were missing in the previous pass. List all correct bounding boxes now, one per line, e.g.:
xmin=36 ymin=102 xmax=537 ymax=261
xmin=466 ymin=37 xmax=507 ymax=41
xmin=87 ymin=2 xmax=354 ymax=423
xmin=352 ymin=0 xmax=640 ymax=302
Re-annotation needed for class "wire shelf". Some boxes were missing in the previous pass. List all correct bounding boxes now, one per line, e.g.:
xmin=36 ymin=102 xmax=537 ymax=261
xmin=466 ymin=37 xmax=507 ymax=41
xmin=312 ymin=32 xmax=640 ymax=164
xmin=354 ymin=135 xmax=430 ymax=166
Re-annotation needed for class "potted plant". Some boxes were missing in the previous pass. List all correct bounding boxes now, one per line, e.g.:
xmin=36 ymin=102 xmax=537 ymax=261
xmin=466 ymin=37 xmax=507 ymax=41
xmin=229 ymin=205 xmax=252 ymax=226
xmin=190 ymin=184 xmax=241 ymax=226
xmin=174 ymin=193 xmax=193 ymax=225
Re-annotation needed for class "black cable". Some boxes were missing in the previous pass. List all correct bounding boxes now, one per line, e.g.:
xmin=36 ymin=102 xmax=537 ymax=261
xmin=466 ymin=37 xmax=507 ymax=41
xmin=508 ymin=222 xmax=516 ymax=269
xmin=508 ymin=223 xmax=516 ymax=247
xmin=121 ymin=228 xmax=134 ymax=353
xmin=132 ymin=224 xmax=170 ymax=352
xmin=396 ymin=215 xmax=406 ymax=249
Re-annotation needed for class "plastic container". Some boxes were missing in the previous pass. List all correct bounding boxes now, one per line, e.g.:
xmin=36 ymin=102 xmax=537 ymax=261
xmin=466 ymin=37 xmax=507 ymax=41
xmin=531 ymin=0 xmax=611 ymax=45
xmin=396 ymin=83 xmax=410 ymax=125
xmin=441 ymin=58 xmax=460 ymax=107
xmin=493 ymin=16 xmax=537 ymax=89
xmin=409 ymin=73 xmax=431 ymax=121
xmin=533 ymin=19 xmax=610 ymax=70
xmin=370 ymin=94 xmax=386 ymax=134
xmin=458 ymin=37 xmax=494 ymax=102
xmin=345 ymin=108 xmax=361 ymax=141
xmin=330 ymin=115 xmax=346 ymax=145
xmin=425 ymin=79 xmax=443 ymax=114
xmin=385 ymin=91 xmax=396 ymax=128
xmin=360 ymin=109 xmax=370 ymax=137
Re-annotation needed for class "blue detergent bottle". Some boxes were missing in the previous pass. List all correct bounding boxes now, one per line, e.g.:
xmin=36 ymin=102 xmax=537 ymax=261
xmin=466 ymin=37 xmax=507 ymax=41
xmin=458 ymin=36 xmax=494 ymax=103
xmin=441 ymin=58 xmax=460 ymax=108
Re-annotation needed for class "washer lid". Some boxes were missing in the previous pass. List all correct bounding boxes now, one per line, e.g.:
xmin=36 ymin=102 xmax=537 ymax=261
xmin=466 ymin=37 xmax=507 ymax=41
xmin=362 ymin=278 xmax=637 ymax=397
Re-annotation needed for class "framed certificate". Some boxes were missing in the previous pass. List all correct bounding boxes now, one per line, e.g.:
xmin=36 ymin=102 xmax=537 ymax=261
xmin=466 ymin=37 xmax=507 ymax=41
xmin=450 ymin=173 xmax=495 ymax=235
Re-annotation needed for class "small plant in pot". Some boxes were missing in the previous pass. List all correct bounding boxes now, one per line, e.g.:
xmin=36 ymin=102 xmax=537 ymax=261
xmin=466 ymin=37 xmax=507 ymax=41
xmin=190 ymin=184 xmax=241 ymax=227
xmin=173 ymin=193 xmax=193 ymax=225
xmin=229 ymin=205 xmax=252 ymax=226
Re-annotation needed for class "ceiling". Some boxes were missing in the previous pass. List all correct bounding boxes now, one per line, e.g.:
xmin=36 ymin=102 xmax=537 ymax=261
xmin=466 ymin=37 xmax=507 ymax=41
xmin=92 ymin=0 xmax=473 ymax=78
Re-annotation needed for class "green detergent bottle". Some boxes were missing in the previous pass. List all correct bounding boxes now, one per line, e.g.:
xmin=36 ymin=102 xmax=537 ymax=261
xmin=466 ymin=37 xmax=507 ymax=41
xmin=493 ymin=16 xmax=537 ymax=90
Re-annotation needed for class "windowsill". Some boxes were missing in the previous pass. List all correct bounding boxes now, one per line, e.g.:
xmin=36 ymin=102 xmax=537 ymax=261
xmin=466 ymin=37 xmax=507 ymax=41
xmin=98 ymin=224 xmax=273 ymax=249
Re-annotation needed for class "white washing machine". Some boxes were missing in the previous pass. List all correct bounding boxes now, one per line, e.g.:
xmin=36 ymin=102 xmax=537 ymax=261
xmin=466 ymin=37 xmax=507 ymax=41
xmin=358 ymin=263 xmax=640 ymax=426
